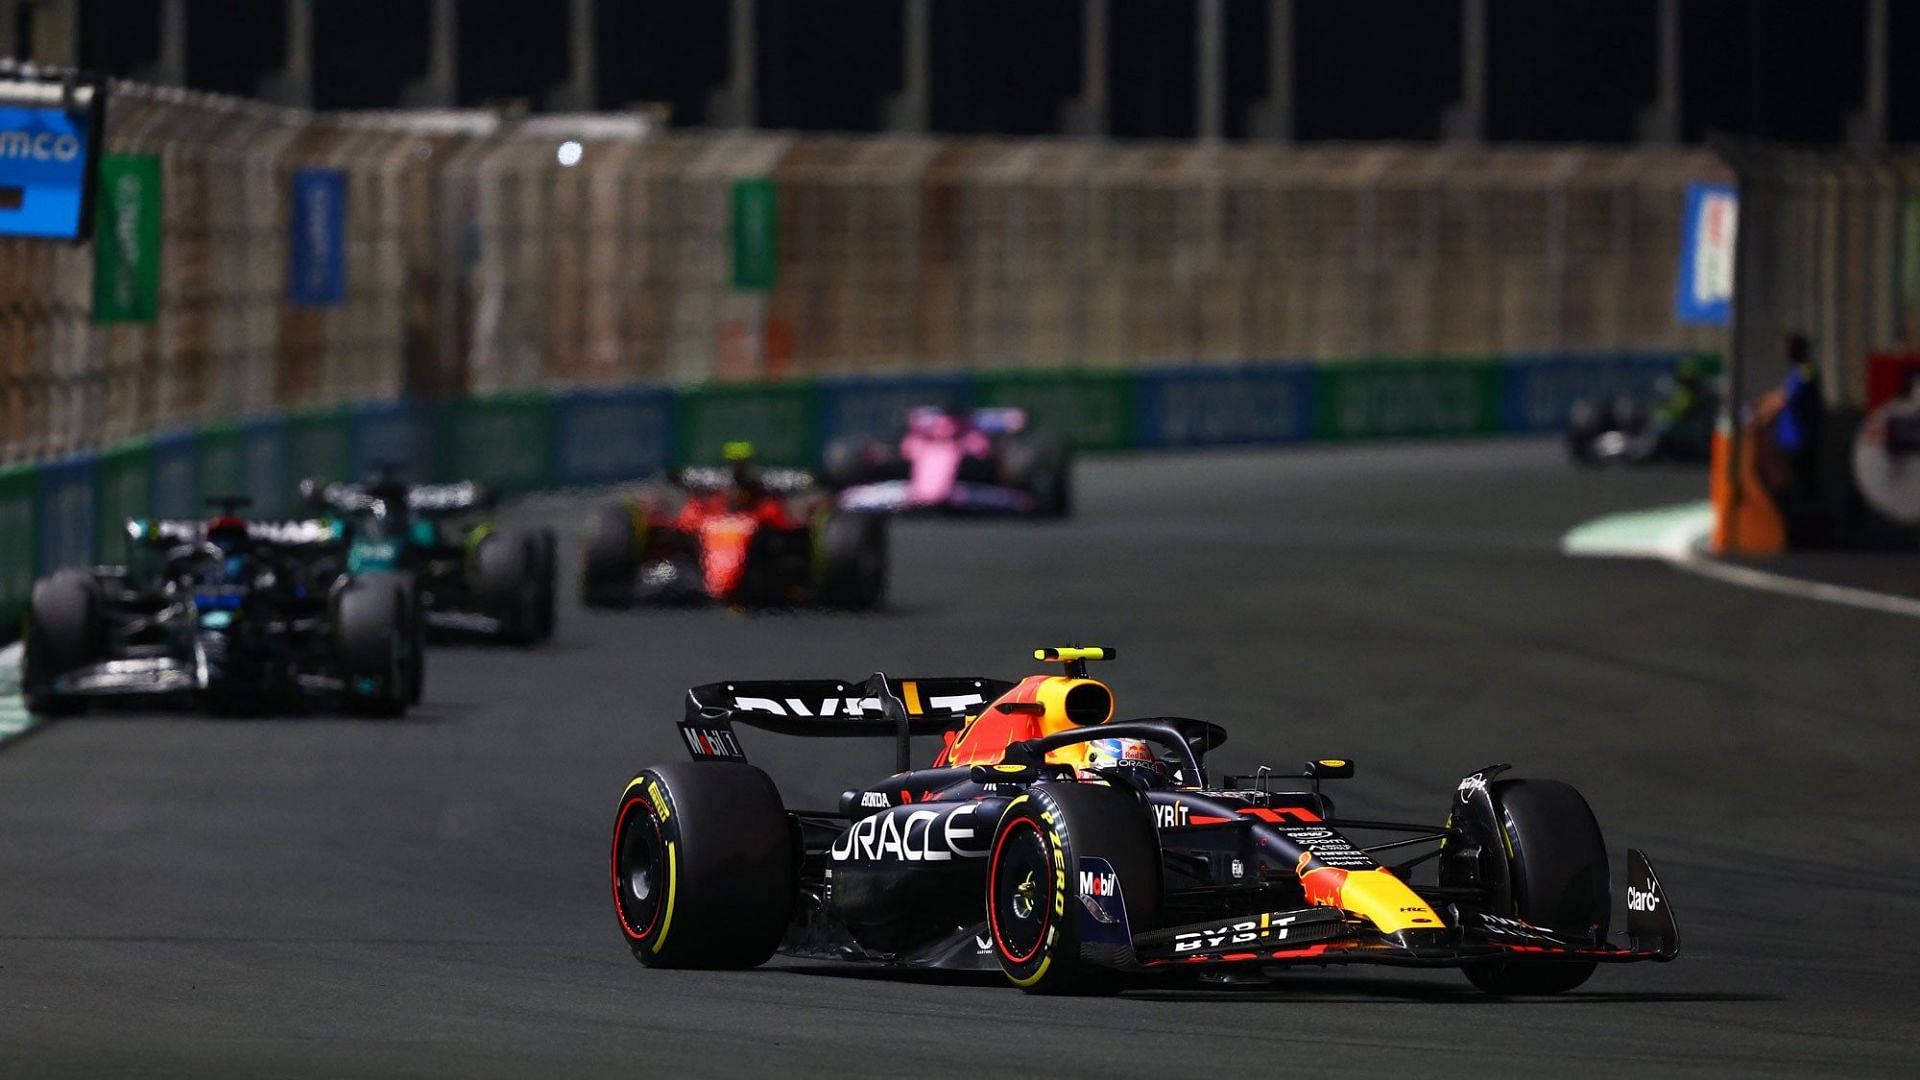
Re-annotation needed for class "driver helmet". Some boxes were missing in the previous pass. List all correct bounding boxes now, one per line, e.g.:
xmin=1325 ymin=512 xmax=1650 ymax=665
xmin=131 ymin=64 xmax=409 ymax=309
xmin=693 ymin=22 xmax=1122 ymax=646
xmin=1081 ymin=737 xmax=1163 ymax=779
xmin=206 ymin=516 xmax=249 ymax=557
xmin=724 ymin=441 xmax=763 ymax=506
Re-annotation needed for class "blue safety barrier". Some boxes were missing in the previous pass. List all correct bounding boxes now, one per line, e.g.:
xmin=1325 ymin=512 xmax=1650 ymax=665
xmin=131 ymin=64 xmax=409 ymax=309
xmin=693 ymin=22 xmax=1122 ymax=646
xmin=1134 ymin=362 xmax=1317 ymax=448
xmin=550 ymin=385 xmax=676 ymax=487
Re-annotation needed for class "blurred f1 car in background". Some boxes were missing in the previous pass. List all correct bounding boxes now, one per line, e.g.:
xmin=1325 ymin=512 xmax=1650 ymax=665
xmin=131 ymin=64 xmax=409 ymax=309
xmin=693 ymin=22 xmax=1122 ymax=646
xmin=611 ymin=646 xmax=1677 ymax=994
xmin=823 ymin=406 xmax=1072 ymax=517
xmin=1567 ymin=363 xmax=1719 ymax=466
xmin=306 ymin=473 xmax=557 ymax=645
xmin=581 ymin=445 xmax=887 ymax=610
xmin=21 ymin=500 xmax=419 ymax=717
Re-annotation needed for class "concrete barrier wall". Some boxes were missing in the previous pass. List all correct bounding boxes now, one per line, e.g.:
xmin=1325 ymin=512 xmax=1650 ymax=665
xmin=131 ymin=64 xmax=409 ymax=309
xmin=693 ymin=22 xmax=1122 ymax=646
xmin=0 ymin=350 xmax=1709 ymax=631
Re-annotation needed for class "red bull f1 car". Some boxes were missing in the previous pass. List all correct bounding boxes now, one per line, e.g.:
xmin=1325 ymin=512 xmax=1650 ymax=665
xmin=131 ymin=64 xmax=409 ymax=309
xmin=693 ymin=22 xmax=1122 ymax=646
xmin=581 ymin=459 xmax=887 ymax=610
xmin=823 ymin=406 xmax=1071 ymax=517
xmin=611 ymin=647 xmax=1678 ymax=994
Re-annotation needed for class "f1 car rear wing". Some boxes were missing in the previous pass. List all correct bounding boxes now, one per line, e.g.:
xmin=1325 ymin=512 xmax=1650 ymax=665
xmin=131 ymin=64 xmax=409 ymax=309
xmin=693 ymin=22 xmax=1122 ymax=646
xmin=681 ymin=674 xmax=1018 ymax=771
xmin=126 ymin=518 xmax=342 ymax=549
xmin=676 ymin=466 xmax=818 ymax=495
xmin=311 ymin=479 xmax=495 ymax=517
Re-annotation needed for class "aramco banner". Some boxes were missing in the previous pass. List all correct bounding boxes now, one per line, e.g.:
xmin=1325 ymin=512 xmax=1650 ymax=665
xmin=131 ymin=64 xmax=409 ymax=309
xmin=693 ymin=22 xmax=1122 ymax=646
xmin=0 ymin=76 xmax=102 ymax=241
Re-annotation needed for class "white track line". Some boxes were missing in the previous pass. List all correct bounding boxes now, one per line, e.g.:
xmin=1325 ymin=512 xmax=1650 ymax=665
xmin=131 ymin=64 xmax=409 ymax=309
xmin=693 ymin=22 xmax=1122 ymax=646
xmin=0 ymin=641 xmax=30 ymax=744
xmin=1671 ymin=552 xmax=1920 ymax=620
xmin=1564 ymin=501 xmax=1920 ymax=621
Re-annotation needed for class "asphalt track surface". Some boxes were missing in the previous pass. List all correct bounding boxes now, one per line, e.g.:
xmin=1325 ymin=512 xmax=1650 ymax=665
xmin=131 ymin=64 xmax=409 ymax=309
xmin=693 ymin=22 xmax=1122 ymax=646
xmin=3 ymin=439 xmax=1918 ymax=1078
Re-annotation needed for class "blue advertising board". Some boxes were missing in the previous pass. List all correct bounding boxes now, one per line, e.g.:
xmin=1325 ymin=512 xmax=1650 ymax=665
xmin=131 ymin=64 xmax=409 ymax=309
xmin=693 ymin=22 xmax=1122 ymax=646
xmin=149 ymin=430 xmax=201 ymax=520
xmin=288 ymin=169 xmax=347 ymax=306
xmin=1135 ymin=363 xmax=1317 ymax=448
xmin=551 ymin=386 xmax=676 ymax=487
xmin=816 ymin=373 xmax=974 ymax=448
xmin=1498 ymin=353 xmax=1683 ymax=434
xmin=353 ymin=401 xmax=438 ymax=484
xmin=0 ymin=86 xmax=100 ymax=240
xmin=1677 ymin=182 xmax=1737 ymax=327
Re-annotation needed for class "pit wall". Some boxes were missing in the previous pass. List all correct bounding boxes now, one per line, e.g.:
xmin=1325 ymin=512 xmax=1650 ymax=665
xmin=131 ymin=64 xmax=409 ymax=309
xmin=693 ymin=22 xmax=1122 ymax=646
xmin=0 ymin=350 xmax=1711 ymax=630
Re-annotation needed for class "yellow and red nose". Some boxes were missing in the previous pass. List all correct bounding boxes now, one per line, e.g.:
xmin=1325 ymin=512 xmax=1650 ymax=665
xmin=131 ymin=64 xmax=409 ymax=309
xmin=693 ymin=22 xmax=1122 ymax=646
xmin=1298 ymin=858 xmax=1443 ymax=935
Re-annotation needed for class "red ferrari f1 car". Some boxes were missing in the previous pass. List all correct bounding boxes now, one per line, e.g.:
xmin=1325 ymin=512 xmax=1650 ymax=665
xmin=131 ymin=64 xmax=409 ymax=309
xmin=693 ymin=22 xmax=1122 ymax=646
xmin=580 ymin=454 xmax=886 ymax=610
xmin=611 ymin=647 xmax=1678 ymax=994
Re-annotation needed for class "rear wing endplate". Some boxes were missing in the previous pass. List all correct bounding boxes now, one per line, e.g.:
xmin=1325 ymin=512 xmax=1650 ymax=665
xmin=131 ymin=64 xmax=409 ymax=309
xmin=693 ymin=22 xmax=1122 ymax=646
xmin=679 ymin=674 xmax=1018 ymax=770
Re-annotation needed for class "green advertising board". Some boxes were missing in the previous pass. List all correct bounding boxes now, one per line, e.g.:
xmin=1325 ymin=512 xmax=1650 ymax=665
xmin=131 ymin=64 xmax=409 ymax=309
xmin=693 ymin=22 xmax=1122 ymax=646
xmin=439 ymin=394 xmax=554 ymax=497
xmin=0 ymin=466 xmax=36 ymax=632
xmin=678 ymin=382 xmax=817 ymax=467
xmin=287 ymin=409 xmax=355 ymax=496
xmin=732 ymin=178 xmax=779 ymax=291
xmin=93 ymin=154 xmax=163 ymax=325
xmin=197 ymin=423 xmax=247 ymax=506
xmin=973 ymin=370 xmax=1137 ymax=452
xmin=93 ymin=441 xmax=152 ymax=564
xmin=1313 ymin=359 xmax=1501 ymax=440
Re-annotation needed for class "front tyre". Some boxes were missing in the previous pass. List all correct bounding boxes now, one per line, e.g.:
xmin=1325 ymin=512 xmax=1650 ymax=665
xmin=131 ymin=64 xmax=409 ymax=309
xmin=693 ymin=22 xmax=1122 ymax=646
xmin=1460 ymin=778 xmax=1610 ymax=995
xmin=581 ymin=502 xmax=637 ymax=609
xmin=22 ymin=570 xmax=102 ymax=717
xmin=986 ymin=782 xmax=1161 ymax=995
xmin=333 ymin=576 xmax=411 ymax=718
xmin=611 ymin=762 xmax=795 ymax=969
xmin=821 ymin=512 xmax=887 ymax=610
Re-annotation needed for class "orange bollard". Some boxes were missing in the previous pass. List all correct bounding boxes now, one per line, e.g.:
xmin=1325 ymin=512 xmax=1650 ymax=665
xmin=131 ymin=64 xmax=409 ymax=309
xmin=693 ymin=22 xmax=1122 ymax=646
xmin=1709 ymin=424 xmax=1786 ymax=556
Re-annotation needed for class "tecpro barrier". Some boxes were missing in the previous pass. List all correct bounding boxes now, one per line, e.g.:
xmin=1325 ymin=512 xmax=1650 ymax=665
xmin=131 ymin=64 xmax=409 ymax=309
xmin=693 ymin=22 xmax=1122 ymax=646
xmin=0 ymin=351 xmax=1710 ymax=633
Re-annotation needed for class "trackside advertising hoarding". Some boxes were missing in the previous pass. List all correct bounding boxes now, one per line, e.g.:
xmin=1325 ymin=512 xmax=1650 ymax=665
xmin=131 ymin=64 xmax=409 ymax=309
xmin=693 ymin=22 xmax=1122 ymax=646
xmin=0 ymin=75 xmax=104 ymax=241
xmin=93 ymin=154 xmax=163 ymax=323
xmin=289 ymin=169 xmax=348 ymax=306
xmin=1677 ymin=182 xmax=1737 ymax=327
xmin=0 ymin=352 xmax=1711 ymax=643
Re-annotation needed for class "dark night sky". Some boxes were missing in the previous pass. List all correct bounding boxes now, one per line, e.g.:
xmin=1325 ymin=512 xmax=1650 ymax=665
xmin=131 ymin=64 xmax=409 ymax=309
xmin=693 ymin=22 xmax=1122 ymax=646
xmin=64 ymin=0 xmax=1920 ymax=143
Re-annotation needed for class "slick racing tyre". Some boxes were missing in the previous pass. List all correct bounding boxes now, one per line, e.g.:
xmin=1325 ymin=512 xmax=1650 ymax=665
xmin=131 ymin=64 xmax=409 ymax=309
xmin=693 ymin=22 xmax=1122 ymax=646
xmin=391 ymin=574 xmax=426 ymax=706
xmin=22 ymin=570 xmax=103 ymax=716
xmin=1459 ymin=779 xmax=1610 ymax=995
xmin=821 ymin=513 xmax=887 ymax=611
xmin=581 ymin=503 xmax=637 ymax=608
xmin=1566 ymin=398 xmax=1605 ymax=465
xmin=1000 ymin=434 xmax=1072 ymax=517
xmin=612 ymin=762 xmax=795 ymax=969
xmin=333 ymin=576 xmax=412 ymax=718
xmin=986 ymin=781 xmax=1161 ymax=995
xmin=475 ymin=530 xmax=543 ymax=644
xmin=531 ymin=527 xmax=558 ymax=641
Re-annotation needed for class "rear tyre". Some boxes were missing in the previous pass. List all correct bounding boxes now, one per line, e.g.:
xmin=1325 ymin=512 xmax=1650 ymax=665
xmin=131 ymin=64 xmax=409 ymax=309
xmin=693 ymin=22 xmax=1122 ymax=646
xmin=393 ymin=575 xmax=426 ymax=705
xmin=22 ymin=571 xmax=101 ymax=717
xmin=1000 ymin=434 xmax=1072 ymax=517
xmin=821 ymin=513 xmax=887 ymax=610
xmin=334 ymin=577 xmax=410 ymax=718
xmin=611 ymin=762 xmax=795 ymax=969
xmin=1461 ymin=778 xmax=1610 ymax=996
xmin=1566 ymin=398 xmax=1604 ymax=465
xmin=581 ymin=503 xmax=637 ymax=609
xmin=531 ymin=527 xmax=559 ymax=640
xmin=475 ymin=530 xmax=541 ymax=644
xmin=986 ymin=782 xmax=1161 ymax=995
